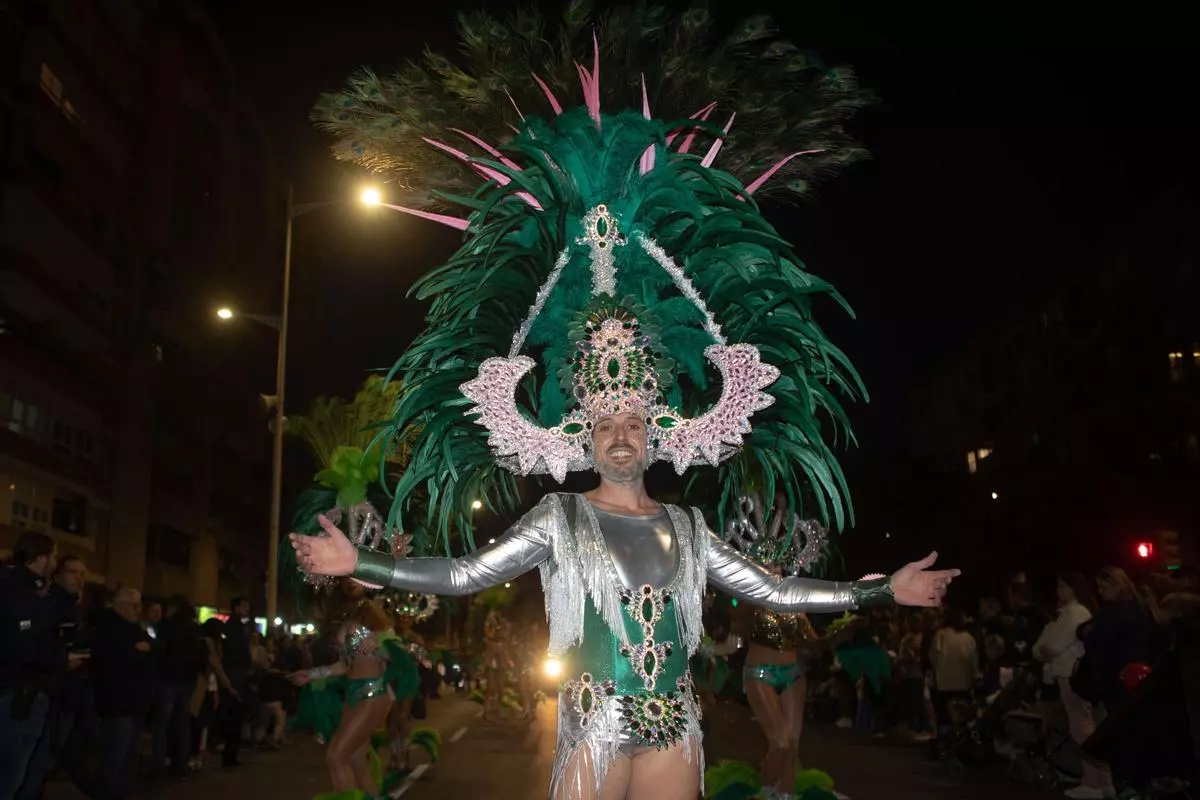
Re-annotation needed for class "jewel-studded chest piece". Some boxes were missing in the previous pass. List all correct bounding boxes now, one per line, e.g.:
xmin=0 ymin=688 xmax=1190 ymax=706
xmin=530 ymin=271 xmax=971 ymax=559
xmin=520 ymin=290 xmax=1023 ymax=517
xmin=619 ymin=584 xmax=674 ymax=691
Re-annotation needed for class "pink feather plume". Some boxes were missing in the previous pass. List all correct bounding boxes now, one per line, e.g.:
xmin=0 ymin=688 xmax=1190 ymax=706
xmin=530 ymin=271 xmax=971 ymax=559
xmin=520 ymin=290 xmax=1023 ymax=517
xmin=676 ymin=103 xmax=718 ymax=154
xmin=700 ymin=113 xmax=736 ymax=168
xmin=639 ymin=74 xmax=654 ymax=175
xmin=448 ymin=128 xmax=522 ymax=171
xmin=531 ymin=73 xmax=563 ymax=116
xmin=667 ymin=101 xmax=717 ymax=149
xmin=380 ymin=202 xmax=469 ymax=231
xmin=743 ymin=149 xmax=825 ymax=195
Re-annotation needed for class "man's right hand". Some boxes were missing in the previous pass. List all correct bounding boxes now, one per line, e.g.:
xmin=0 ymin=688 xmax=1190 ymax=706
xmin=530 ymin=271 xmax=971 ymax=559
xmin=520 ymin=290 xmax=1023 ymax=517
xmin=289 ymin=515 xmax=358 ymax=577
xmin=67 ymin=652 xmax=90 ymax=670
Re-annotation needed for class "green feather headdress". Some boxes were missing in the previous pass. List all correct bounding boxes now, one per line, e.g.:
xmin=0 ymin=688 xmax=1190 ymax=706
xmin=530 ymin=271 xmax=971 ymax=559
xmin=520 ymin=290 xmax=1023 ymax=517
xmin=314 ymin=4 xmax=871 ymax=552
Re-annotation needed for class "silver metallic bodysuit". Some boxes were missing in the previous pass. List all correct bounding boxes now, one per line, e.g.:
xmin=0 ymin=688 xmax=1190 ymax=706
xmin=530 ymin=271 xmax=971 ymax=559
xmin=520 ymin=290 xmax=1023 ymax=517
xmin=354 ymin=493 xmax=875 ymax=799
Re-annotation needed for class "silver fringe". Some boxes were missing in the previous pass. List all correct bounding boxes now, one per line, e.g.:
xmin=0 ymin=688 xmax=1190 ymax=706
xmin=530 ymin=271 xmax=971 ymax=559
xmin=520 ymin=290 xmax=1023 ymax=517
xmin=574 ymin=499 xmax=633 ymax=646
xmin=548 ymin=690 xmax=623 ymax=800
xmin=537 ymin=494 xmax=586 ymax=655
xmin=663 ymin=506 xmax=705 ymax=657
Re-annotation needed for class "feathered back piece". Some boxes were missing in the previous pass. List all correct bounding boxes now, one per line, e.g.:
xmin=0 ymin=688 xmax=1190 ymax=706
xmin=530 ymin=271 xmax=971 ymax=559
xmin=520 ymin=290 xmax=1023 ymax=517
xmin=313 ymin=3 xmax=872 ymax=553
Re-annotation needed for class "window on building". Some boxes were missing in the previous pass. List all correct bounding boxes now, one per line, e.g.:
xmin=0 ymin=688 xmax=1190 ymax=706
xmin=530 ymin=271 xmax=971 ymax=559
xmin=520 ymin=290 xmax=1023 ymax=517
xmin=26 ymin=146 xmax=65 ymax=189
xmin=219 ymin=547 xmax=243 ymax=585
xmin=93 ymin=507 xmax=110 ymax=541
xmin=148 ymin=524 xmax=191 ymax=568
xmin=11 ymin=500 xmax=31 ymax=529
xmin=31 ymin=508 xmax=48 ymax=533
xmin=966 ymin=451 xmax=977 ymax=475
xmin=1169 ymin=352 xmax=1185 ymax=383
xmin=51 ymin=490 xmax=87 ymax=535
xmin=53 ymin=421 xmax=74 ymax=454
xmin=7 ymin=397 xmax=42 ymax=438
xmin=977 ymin=447 xmax=993 ymax=461
xmin=39 ymin=63 xmax=83 ymax=127
xmin=75 ymin=431 xmax=94 ymax=464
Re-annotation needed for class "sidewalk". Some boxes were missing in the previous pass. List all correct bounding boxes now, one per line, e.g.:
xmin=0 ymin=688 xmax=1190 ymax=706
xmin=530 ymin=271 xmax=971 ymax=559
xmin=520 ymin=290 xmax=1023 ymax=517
xmin=42 ymin=690 xmax=485 ymax=800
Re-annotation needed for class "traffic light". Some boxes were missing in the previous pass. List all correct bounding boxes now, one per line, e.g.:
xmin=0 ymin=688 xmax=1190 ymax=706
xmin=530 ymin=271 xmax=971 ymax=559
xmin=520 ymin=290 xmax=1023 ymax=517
xmin=1136 ymin=542 xmax=1153 ymax=560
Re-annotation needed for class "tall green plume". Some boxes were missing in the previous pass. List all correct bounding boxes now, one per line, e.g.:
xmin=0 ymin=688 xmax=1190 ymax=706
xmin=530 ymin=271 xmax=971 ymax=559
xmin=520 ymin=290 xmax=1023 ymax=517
xmin=314 ymin=5 xmax=872 ymax=552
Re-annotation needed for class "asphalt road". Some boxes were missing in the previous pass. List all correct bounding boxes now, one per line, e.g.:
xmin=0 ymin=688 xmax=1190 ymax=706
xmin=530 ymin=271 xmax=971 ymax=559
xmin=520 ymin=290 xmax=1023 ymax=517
xmin=42 ymin=691 xmax=1059 ymax=800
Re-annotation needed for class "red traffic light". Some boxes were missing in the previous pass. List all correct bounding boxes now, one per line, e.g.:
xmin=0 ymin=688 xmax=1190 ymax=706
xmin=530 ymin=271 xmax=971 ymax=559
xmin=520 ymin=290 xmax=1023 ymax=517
xmin=1136 ymin=542 xmax=1153 ymax=559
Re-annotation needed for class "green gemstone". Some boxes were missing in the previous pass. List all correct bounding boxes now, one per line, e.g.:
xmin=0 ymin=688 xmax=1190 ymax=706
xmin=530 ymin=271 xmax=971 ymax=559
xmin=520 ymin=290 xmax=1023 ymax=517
xmin=643 ymin=652 xmax=656 ymax=675
xmin=580 ymin=687 xmax=593 ymax=713
xmin=596 ymin=216 xmax=608 ymax=236
xmin=654 ymin=416 xmax=677 ymax=429
xmin=641 ymin=599 xmax=654 ymax=622
xmin=607 ymin=358 xmax=621 ymax=378
xmin=562 ymin=422 xmax=584 ymax=435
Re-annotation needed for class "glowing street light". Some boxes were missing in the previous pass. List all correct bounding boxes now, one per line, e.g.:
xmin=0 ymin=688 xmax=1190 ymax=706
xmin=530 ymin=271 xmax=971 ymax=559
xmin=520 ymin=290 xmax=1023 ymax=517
xmin=504 ymin=582 xmax=511 ymax=588
xmin=543 ymin=658 xmax=563 ymax=678
xmin=273 ymin=616 xmax=283 ymax=627
xmin=219 ymin=183 xmax=404 ymax=620
xmin=472 ymin=499 xmax=483 ymax=510
xmin=991 ymin=491 xmax=999 ymax=500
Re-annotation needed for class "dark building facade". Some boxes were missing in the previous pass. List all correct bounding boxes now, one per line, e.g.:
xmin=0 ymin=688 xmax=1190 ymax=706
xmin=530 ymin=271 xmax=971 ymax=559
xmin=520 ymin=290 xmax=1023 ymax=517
xmin=908 ymin=188 xmax=1199 ymax=584
xmin=0 ymin=0 xmax=283 ymax=608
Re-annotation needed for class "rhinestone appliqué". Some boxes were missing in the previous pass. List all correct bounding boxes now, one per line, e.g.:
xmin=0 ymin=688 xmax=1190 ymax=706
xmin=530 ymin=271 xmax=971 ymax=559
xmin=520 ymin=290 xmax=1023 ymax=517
xmin=617 ymin=691 xmax=688 ymax=749
xmin=619 ymin=585 xmax=673 ymax=690
xmin=562 ymin=672 xmax=616 ymax=728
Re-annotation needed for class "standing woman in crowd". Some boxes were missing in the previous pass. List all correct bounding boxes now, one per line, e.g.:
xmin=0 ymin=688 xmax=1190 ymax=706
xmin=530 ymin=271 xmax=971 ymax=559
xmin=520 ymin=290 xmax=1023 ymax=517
xmin=194 ymin=618 xmax=236 ymax=768
xmin=1035 ymin=573 xmax=1111 ymax=799
xmin=1084 ymin=567 xmax=1151 ymax=715
xmin=929 ymin=608 xmax=978 ymax=740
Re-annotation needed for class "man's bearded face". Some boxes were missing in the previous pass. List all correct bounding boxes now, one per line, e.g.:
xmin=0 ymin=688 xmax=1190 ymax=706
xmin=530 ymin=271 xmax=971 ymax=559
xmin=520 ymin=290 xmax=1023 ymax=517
xmin=591 ymin=412 xmax=649 ymax=483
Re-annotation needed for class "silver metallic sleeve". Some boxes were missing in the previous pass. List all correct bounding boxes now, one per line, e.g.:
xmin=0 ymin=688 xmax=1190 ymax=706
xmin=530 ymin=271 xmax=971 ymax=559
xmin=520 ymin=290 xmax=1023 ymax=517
xmin=703 ymin=529 xmax=859 ymax=613
xmin=353 ymin=500 xmax=556 ymax=595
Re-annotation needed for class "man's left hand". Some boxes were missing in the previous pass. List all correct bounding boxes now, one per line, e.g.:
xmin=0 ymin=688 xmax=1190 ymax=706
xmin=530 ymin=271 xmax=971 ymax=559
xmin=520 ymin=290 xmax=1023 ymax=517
xmin=891 ymin=551 xmax=961 ymax=607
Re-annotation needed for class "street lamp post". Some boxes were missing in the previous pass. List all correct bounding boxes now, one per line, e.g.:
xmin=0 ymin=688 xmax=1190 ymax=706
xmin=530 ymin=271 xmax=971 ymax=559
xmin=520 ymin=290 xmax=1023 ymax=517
xmin=219 ymin=184 xmax=384 ymax=621
xmin=265 ymin=184 xmax=296 ymax=624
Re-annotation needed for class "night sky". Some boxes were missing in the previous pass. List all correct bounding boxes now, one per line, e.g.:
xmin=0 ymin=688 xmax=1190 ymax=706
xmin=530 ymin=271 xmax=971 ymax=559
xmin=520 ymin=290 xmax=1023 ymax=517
xmin=209 ymin=1 xmax=1194 ymax=569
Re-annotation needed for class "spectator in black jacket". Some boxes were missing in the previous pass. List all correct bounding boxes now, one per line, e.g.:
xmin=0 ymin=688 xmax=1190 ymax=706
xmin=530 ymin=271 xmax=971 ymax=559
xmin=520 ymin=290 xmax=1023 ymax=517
xmin=151 ymin=595 xmax=203 ymax=780
xmin=1 ymin=532 xmax=85 ymax=798
xmin=93 ymin=587 xmax=155 ymax=799
xmin=220 ymin=596 xmax=255 ymax=767
xmin=16 ymin=555 xmax=90 ymax=800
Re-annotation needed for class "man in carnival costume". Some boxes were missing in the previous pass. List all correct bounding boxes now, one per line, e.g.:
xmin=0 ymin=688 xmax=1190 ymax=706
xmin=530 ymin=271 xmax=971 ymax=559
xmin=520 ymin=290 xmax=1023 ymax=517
xmin=292 ymin=6 xmax=960 ymax=799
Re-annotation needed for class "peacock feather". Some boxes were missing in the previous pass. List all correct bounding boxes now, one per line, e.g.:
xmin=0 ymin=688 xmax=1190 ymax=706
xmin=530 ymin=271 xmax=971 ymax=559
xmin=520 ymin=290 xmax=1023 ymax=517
xmin=314 ymin=3 xmax=872 ymax=552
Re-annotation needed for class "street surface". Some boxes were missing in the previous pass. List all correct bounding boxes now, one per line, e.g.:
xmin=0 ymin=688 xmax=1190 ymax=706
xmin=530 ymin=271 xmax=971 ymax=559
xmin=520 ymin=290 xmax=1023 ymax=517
xmin=43 ymin=691 xmax=1058 ymax=799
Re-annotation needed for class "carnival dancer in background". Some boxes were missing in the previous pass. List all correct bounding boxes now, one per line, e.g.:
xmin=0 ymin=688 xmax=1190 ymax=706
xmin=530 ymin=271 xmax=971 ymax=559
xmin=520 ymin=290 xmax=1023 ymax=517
xmin=383 ymin=592 xmax=436 ymax=772
xmin=481 ymin=609 xmax=513 ymax=722
xmin=289 ymin=579 xmax=416 ymax=795
xmin=730 ymin=495 xmax=839 ymax=799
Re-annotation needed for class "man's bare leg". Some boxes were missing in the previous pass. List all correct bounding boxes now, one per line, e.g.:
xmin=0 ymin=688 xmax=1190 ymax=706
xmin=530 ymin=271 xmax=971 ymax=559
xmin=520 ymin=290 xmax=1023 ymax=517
xmin=551 ymin=744 xmax=632 ymax=800
xmin=625 ymin=743 xmax=700 ymax=800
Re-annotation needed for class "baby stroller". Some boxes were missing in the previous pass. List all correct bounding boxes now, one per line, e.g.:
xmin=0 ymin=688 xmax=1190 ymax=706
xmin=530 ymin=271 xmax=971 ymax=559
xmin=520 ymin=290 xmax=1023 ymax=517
xmin=995 ymin=667 xmax=1078 ymax=789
